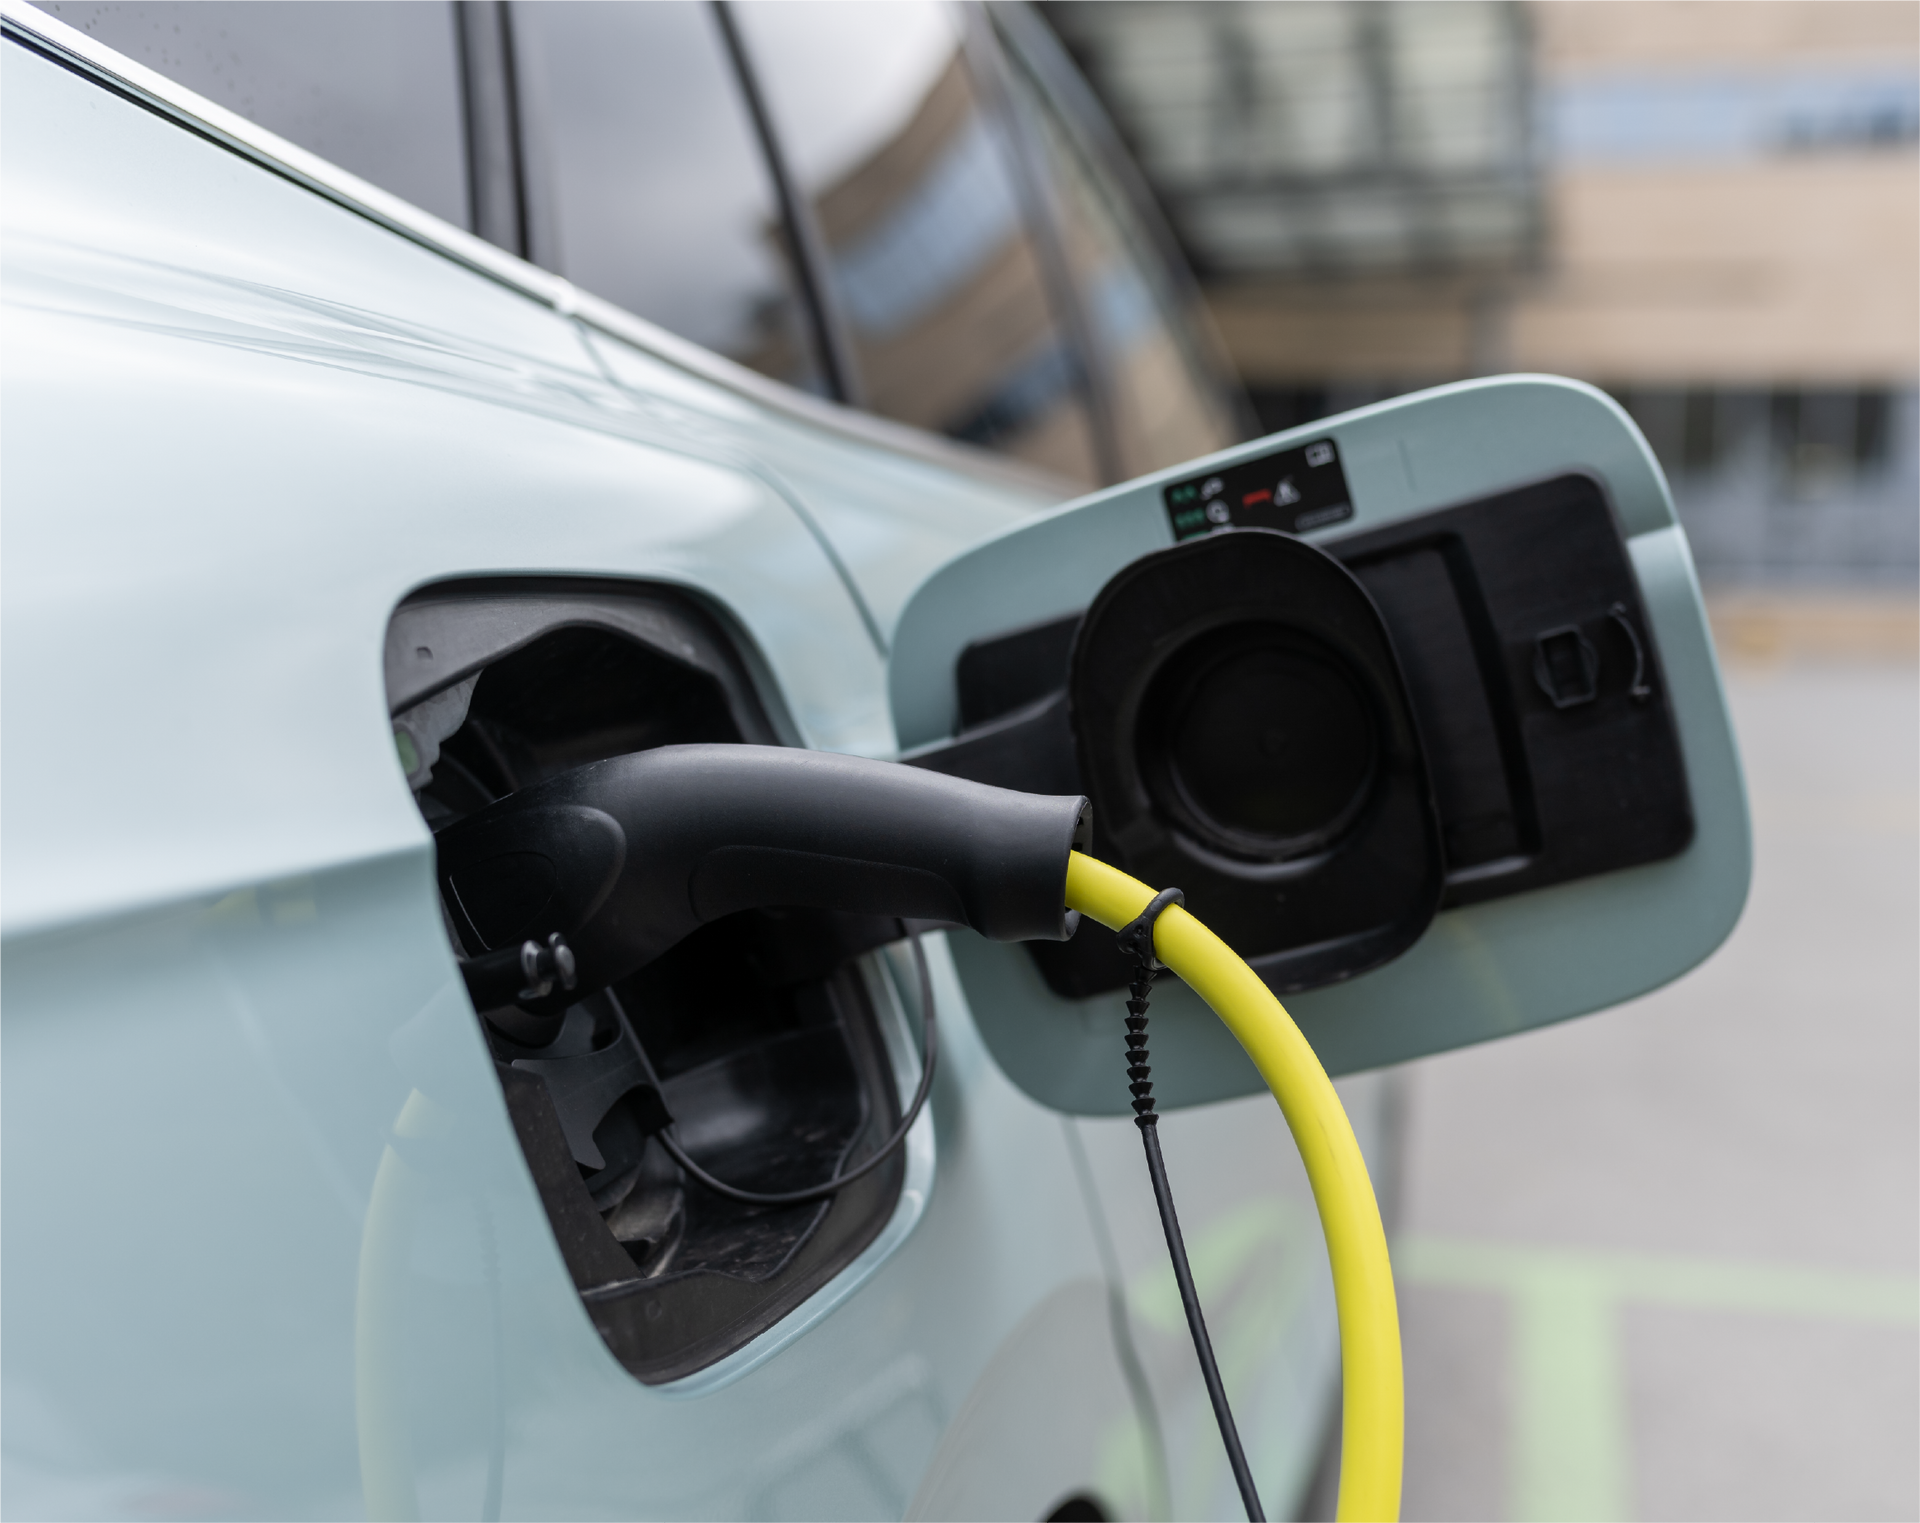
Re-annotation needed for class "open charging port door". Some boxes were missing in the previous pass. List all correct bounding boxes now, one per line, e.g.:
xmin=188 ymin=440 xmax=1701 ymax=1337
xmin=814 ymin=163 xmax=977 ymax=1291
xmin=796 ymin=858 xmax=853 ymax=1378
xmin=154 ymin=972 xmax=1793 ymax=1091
xmin=893 ymin=376 xmax=1751 ymax=1111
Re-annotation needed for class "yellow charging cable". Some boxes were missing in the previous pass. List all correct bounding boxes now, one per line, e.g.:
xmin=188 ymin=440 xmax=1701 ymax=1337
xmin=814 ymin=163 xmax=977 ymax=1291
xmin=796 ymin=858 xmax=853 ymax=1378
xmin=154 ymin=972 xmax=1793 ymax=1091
xmin=1065 ymin=851 xmax=1403 ymax=1523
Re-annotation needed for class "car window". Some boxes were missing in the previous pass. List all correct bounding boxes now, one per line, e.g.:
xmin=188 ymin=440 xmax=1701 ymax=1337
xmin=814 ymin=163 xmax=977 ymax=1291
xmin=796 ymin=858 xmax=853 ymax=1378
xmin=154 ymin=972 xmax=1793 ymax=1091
xmin=510 ymin=1 xmax=825 ymax=395
xmin=730 ymin=0 xmax=1102 ymax=486
xmin=999 ymin=46 xmax=1243 ymax=477
xmin=31 ymin=1 xmax=470 ymax=229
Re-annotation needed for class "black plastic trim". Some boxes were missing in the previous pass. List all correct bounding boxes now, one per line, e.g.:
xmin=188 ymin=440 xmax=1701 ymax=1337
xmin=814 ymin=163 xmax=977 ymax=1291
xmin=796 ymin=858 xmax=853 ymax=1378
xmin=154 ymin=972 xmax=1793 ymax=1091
xmin=496 ymin=963 xmax=907 ymax=1385
xmin=386 ymin=578 xmax=778 ymax=737
xmin=710 ymin=0 xmax=865 ymax=407
xmin=1062 ymin=528 xmax=1442 ymax=996
xmin=454 ymin=0 xmax=530 ymax=256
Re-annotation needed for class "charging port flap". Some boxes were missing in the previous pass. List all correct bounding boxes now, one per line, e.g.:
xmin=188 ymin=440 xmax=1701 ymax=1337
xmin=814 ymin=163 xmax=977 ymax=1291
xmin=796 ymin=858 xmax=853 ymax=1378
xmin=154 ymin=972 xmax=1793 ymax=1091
xmin=890 ymin=377 xmax=1750 ymax=1105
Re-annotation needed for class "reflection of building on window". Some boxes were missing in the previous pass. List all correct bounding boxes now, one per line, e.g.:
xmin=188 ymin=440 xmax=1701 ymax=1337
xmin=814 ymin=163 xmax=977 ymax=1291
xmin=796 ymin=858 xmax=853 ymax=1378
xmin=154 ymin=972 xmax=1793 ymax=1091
xmin=734 ymin=49 xmax=1099 ymax=483
xmin=1020 ymin=89 xmax=1240 ymax=477
xmin=735 ymin=288 xmax=815 ymax=391
xmin=829 ymin=114 xmax=1022 ymax=336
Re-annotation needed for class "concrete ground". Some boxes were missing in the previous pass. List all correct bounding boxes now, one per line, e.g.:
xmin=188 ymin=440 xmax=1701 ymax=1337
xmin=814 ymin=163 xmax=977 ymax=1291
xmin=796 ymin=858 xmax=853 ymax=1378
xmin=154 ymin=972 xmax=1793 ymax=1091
xmin=1392 ymin=634 xmax=1920 ymax=1522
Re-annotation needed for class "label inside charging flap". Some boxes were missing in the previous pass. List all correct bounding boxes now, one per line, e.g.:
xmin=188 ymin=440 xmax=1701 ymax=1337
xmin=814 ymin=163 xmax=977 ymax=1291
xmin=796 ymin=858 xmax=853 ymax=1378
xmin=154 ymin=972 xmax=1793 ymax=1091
xmin=1163 ymin=437 xmax=1353 ymax=542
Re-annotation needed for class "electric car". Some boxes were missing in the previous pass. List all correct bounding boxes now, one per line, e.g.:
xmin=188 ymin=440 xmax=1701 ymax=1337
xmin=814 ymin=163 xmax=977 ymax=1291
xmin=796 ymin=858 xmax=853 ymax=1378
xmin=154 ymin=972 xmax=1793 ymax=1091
xmin=0 ymin=4 xmax=1750 ymax=1521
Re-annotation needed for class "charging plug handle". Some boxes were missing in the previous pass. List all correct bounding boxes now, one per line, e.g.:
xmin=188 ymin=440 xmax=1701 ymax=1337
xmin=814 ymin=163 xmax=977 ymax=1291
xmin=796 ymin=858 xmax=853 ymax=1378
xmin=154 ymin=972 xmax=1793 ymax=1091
xmin=436 ymin=743 xmax=1092 ymax=994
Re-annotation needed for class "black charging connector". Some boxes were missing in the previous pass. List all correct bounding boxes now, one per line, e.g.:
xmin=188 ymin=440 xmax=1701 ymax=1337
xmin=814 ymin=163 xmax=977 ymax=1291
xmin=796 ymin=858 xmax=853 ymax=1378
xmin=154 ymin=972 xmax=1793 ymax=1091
xmin=436 ymin=743 xmax=1091 ymax=997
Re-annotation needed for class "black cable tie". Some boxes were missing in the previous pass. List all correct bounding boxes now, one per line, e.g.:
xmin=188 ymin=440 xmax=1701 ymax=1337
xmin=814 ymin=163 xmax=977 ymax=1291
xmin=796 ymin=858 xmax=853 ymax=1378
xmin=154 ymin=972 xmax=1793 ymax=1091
xmin=1117 ymin=887 xmax=1184 ymax=970
xmin=1117 ymin=887 xmax=1180 ymax=1130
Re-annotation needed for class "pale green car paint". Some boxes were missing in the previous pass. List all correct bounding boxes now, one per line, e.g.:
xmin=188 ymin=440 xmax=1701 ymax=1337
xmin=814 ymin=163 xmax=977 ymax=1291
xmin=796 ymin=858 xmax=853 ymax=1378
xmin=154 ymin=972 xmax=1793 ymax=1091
xmin=0 ymin=6 xmax=1745 ymax=1520
xmin=893 ymin=377 xmax=1752 ymax=1110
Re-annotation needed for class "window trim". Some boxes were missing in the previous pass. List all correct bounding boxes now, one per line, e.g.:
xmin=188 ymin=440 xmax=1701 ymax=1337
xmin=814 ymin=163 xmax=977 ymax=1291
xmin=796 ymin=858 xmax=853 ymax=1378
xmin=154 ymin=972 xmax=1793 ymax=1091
xmin=709 ymin=0 xmax=866 ymax=407
xmin=454 ymin=0 xmax=529 ymax=258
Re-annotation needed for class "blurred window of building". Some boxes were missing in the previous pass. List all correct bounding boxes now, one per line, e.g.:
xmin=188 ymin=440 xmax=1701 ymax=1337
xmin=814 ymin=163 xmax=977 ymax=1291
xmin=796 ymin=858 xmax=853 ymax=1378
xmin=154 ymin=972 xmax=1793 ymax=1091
xmin=1041 ymin=0 xmax=1540 ymax=278
xmin=729 ymin=0 xmax=1103 ymax=485
xmin=1618 ymin=378 xmax=1903 ymax=507
xmin=1531 ymin=1 xmax=1920 ymax=588
xmin=32 ymin=1 xmax=471 ymax=228
xmin=1551 ymin=69 xmax=1920 ymax=163
xmin=1768 ymin=389 xmax=1894 ymax=492
xmin=511 ymin=2 xmax=825 ymax=393
xmin=1605 ymin=388 xmax=1711 ymax=482
xmin=995 ymin=20 xmax=1244 ymax=476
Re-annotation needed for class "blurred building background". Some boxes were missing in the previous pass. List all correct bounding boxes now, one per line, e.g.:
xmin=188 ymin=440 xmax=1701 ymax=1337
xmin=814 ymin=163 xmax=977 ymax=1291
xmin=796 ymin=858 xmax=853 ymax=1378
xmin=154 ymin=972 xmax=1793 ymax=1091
xmin=1043 ymin=0 xmax=1920 ymax=586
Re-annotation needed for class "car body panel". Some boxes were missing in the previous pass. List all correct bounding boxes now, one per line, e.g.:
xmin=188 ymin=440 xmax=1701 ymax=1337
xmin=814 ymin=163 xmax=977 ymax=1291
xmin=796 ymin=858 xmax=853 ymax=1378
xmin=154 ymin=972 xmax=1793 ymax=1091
xmin=580 ymin=328 xmax=1066 ymax=649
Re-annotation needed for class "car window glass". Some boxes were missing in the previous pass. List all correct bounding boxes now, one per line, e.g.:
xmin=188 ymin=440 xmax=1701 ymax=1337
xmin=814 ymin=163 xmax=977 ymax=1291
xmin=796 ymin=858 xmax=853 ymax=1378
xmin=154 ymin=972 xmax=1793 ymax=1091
xmin=732 ymin=0 xmax=1100 ymax=486
xmin=1005 ymin=56 xmax=1243 ymax=476
xmin=32 ymin=1 xmax=469 ymax=228
xmin=511 ymin=1 xmax=823 ymax=394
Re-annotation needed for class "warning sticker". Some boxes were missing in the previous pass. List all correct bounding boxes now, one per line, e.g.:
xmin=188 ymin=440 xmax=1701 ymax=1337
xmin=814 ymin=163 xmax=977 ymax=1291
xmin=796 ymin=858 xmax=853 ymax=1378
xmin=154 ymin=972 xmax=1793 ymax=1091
xmin=1163 ymin=437 xmax=1353 ymax=542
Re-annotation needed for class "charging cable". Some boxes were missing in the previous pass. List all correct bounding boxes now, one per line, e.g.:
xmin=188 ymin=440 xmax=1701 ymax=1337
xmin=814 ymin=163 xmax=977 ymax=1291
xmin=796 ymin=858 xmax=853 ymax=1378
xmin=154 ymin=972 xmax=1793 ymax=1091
xmin=1066 ymin=851 xmax=1404 ymax=1523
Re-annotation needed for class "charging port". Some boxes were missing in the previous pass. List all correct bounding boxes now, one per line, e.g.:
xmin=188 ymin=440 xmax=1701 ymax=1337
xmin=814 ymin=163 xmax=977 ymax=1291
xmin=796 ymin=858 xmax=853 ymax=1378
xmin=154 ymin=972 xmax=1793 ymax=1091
xmin=386 ymin=583 xmax=915 ymax=1383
